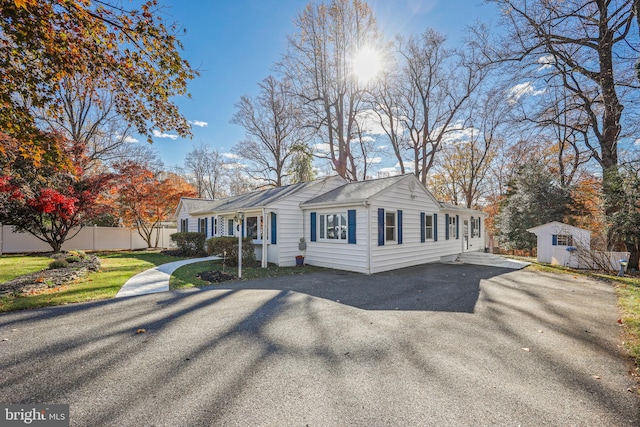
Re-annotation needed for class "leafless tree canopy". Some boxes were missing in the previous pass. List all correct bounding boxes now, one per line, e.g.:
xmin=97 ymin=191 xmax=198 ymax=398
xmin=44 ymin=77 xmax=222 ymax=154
xmin=231 ymin=76 xmax=309 ymax=187
xmin=183 ymin=143 xmax=227 ymax=199
xmin=278 ymin=0 xmax=386 ymax=181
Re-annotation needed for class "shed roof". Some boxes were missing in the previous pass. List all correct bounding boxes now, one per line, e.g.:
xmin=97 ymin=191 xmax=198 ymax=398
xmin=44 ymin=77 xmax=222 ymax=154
xmin=526 ymin=221 xmax=591 ymax=235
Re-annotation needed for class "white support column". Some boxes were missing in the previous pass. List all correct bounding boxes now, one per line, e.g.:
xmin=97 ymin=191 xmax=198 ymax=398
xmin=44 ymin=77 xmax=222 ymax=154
xmin=261 ymin=208 xmax=267 ymax=269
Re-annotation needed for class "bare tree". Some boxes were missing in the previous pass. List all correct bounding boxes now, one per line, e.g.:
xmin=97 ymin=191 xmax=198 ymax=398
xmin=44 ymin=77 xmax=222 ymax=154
xmin=231 ymin=76 xmax=308 ymax=186
xmin=279 ymin=0 xmax=386 ymax=181
xmin=35 ymin=76 xmax=156 ymax=170
xmin=183 ymin=143 xmax=227 ymax=199
xmin=431 ymin=86 xmax=508 ymax=208
xmin=488 ymin=0 xmax=640 ymax=218
xmin=375 ymin=29 xmax=489 ymax=186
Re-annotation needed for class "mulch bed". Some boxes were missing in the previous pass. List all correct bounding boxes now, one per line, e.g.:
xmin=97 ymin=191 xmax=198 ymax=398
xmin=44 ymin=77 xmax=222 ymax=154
xmin=0 ymin=256 xmax=101 ymax=297
xmin=196 ymin=270 xmax=235 ymax=283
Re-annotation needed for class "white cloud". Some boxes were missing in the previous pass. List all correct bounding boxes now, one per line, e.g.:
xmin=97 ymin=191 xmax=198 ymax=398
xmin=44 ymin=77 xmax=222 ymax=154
xmin=537 ymin=54 xmax=555 ymax=71
xmin=223 ymin=152 xmax=240 ymax=160
xmin=368 ymin=157 xmax=382 ymax=164
xmin=377 ymin=167 xmax=400 ymax=178
xmin=507 ymin=82 xmax=545 ymax=104
xmin=190 ymin=120 xmax=208 ymax=127
xmin=635 ymin=138 xmax=640 ymax=146
xmin=152 ymin=129 xmax=179 ymax=140
xmin=123 ymin=135 xmax=139 ymax=143
xmin=313 ymin=143 xmax=331 ymax=154
xmin=115 ymin=133 xmax=139 ymax=143
xmin=222 ymin=162 xmax=246 ymax=170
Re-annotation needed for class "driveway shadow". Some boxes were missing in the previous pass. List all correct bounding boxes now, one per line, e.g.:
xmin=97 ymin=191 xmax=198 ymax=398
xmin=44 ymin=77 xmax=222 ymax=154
xmin=212 ymin=263 xmax=515 ymax=313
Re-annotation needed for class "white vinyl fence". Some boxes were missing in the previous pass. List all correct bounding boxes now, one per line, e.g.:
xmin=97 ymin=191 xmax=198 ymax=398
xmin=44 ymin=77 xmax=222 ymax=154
xmin=0 ymin=225 xmax=177 ymax=254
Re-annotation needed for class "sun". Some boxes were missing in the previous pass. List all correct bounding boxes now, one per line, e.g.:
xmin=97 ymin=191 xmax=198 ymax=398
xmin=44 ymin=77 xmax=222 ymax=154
xmin=352 ymin=46 xmax=382 ymax=84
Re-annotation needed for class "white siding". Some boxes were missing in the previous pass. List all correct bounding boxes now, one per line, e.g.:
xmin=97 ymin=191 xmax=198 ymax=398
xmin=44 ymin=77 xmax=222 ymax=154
xmin=269 ymin=176 xmax=346 ymax=267
xmin=303 ymin=207 xmax=369 ymax=273
xmin=369 ymin=181 xmax=455 ymax=273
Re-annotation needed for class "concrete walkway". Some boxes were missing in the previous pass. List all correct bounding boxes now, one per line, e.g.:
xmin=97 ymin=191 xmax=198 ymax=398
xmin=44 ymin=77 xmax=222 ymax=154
xmin=116 ymin=256 xmax=220 ymax=298
xmin=456 ymin=251 xmax=531 ymax=269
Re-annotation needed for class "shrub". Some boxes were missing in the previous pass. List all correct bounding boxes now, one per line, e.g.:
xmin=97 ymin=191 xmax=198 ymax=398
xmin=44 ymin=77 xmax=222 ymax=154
xmin=65 ymin=255 xmax=81 ymax=263
xmin=68 ymin=250 xmax=87 ymax=259
xmin=49 ymin=259 xmax=69 ymax=269
xmin=206 ymin=236 xmax=257 ymax=267
xmin=170 ymin=232 xmax=207 ymax=256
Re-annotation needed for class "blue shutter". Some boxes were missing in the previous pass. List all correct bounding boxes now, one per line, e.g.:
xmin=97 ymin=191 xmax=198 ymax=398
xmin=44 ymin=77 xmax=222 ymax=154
xmin=398 ymin=210 xmax=403 ymax=244
xmin=205 ymin=218 xmax=208 ymax=236
xmin=348 ymin=209 xmax=356 ymax=244
xmin=420 ymin=212 xmax=425 ymax=243
xmin=478 ymin=217 xmax=481 ymax=238
xmin=456 ymin=215 xmax=459 ymax=239
xmin=271 ymin=212 xmax=277 ymax=244
xmin=211 ymin=217 xmax=215 ymax=236
xmin=310 ymin=212 xmax=317 ymax=242
xmin=378 ymin=208 xmax=384 ymax=246
xmin=552 ymin=234 xmax=558 ymax=246
xmin=445 ymin=214 xmax=449 ymax=240
xmin=434 ymin=213 xmax=438 ymax=242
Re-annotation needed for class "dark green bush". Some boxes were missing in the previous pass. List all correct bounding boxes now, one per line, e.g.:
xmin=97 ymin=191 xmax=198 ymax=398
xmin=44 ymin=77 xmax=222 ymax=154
xmin=49 ymin=259 xmax=69 ymax=269
xmin=170 ymin=232 xmax=207 ymax=256
xmin=65 ymin=255 xmax=81 ymax=263
xmin=206 ymin=236 xmax=257 ymax=267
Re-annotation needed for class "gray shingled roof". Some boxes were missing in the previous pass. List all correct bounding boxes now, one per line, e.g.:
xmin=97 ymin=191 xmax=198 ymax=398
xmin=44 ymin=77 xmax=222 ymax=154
xmin=179 ymin=198 xmax=221 ymax=214
xmin=301 ymin=174 xmax=408 ymax=206
xmin=189 ymin=179 xmax=327 ymax=215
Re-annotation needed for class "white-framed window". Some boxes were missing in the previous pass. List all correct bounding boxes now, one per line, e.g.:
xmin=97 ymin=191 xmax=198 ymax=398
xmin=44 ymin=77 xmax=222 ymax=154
xmin=448 ymin=215 xmax=457 ymax=239
xmin=424 ymin=214 xmax=433 ymax=240
xmin=180 ymin=218 xmax=188 ymax=232
xmin=227 ymin=219 xmax=234 ymax=236
xmin=245 ymin=215 xmax=263 ymax=240
xmin=198 ymin=218 xmax=207 ymax=234
xmin=385 ymin=211 xmax=396 ymax=242
xmin=557 ymin=234 xmax=573 ymax=246
xmin=319 ymin=213 xmax=347 ymax=240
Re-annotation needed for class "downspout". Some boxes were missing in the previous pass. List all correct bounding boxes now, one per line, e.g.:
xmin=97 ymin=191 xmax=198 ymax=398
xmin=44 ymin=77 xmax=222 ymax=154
xmin=262 ymin=207 xmax=267 ymax=269
xmin=365 ymin=201 xmax=371 ymax=274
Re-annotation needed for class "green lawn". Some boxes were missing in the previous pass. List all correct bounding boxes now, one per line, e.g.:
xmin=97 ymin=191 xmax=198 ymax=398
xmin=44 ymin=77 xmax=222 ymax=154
xmin=0 ymin=255 xmax=52 ymax=282
xmin=170 ymin=260 xmax=327 ymax=290
xmin=0 ymin=251 xmax=190 ymax=312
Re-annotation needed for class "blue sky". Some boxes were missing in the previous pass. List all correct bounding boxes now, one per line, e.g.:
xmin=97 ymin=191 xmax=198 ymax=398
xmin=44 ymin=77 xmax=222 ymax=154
xmin=142 ymin=0 xmax=497 ymax=169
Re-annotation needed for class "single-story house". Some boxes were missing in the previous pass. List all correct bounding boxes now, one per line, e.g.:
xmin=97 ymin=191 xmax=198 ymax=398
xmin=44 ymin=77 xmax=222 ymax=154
xmin=175 ymin=174 xmax=487 ymax=274
xmin=526 ymin=221 xmax=591 ymax=268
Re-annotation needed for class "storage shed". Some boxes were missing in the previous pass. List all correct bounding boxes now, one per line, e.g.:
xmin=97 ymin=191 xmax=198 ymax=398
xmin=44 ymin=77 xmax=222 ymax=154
xmin=526 ymin=222 xmax=591 ymax=268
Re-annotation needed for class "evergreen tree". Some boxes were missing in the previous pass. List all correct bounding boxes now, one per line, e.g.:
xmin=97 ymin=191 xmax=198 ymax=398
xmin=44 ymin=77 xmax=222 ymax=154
xmin=497 ymin=160 xmax=574 ymax=251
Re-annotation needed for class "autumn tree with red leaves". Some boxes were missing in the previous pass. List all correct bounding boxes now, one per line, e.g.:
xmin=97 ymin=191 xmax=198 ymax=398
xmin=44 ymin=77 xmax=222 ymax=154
xmin=110 ymin=162 xmax=196 ymax=248
xmin=0 ymin=134 xmax=113 ymax=252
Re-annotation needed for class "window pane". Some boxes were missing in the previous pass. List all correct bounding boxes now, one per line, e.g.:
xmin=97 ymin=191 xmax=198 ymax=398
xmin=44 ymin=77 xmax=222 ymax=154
xmin=320 ymin=215 xmax=325 ymax=239
xmin=246 ymin=216 xmax=258 ymax=239
xmin=425 ymin=215 xmax=433 ymax=239
xmin=385 ymin=212 xmax=395 ymax=241
xmin=340 ymin=213 xmax=347 ymax=239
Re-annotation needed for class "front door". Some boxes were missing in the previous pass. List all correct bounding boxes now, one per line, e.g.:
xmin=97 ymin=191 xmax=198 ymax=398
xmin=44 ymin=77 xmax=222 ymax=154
xmin=463 ymin=219 xmax=469 ymax=251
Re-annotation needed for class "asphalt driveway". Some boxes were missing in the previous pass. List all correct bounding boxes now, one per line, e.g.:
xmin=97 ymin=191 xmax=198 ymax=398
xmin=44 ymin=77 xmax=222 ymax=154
xmin=0 ymin=264 xmax=638 ymax=426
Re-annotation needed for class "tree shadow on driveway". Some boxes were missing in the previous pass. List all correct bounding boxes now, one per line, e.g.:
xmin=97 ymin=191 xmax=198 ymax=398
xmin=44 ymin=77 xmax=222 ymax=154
xmin=213 ymin=263 xmax=515 ymax=313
